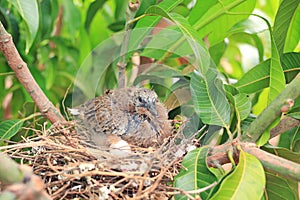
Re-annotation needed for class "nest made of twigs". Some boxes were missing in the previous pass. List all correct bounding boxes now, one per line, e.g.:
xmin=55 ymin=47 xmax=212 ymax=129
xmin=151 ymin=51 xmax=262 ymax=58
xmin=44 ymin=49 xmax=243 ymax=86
xmin=2 ymin=121 xmax=195 ymax=200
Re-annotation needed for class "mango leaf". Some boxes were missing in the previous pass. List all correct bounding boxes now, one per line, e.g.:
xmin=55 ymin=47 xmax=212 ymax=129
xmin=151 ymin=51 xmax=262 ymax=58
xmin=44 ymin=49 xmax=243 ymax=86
xmin=277 ymin=126 xmax=300 ymax=150
xmin=0 ymin=120 xmax=24 ymax=140
xmin=210 ymin=150 xmax=265 ymax=200
xmin=114 ymin=0 xmax=127 ymax=20
xmin=174 ymin=146 xmax=217 ymax=200
xmin=233 ymin=93 xmax=251 ymax=121
xmin=273 ymin=0 xmax=300 ymax=56
xmin=85 ymin=0 xmax=108 ymax=31
xmin=285 ymin=6 xmax=300 ymax=52
xmin=257 ymin=15 xmax=286 ymax=104
xmin=265 ymin=172 xmax=298 ymax=200
xmin=191 ymin=70 xmax=230 ymax=127
xmin=287 ymin=112 xmax=300 ymax=120
xmin=145 ymin=5 xmax=229 ymax=128
xmin=145 ymin=6 xmax=208 ymax=69
xmin=191 ymin=0 xmax=256 ymax=46
xmin=10 ymin=0 xmax=39 ymax=53
xmin=133 ymin=64 xmax=183 ymax=85
xmin=62 ymin=0 xmax=81 ymax=40
xmin=131 ymin=0 xmax=183 ymax=50
xmin=235 ymin=52 xmax=300 ymax=94
xmin=188 ymin=0 xmax=218 ymax=25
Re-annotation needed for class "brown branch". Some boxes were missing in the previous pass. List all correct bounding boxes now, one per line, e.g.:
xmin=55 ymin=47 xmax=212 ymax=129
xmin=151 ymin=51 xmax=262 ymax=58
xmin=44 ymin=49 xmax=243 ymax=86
xmin=270 ymin=116 xmax=300 ymax=138
xmin=207 ymin=141 xmax=300 ymax=181
xmin=241 ymin=143 xmax=300 ymax=181
xmin=0 ymin=21 xmax=65 ymax=124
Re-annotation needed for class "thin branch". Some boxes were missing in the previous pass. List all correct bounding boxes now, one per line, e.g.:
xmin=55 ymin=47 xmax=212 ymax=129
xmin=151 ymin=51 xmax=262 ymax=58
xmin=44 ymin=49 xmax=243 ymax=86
xmin=242 ymin=74 xmax=300 ymax=142
xmin=117 ymin=0 xmax=140 ymax=88
xmin=241 ymin=143 xmax=300 ymax=181
xmin=0 ymin=21 xmax=66 ymax=124
xmin=207 ymin=141 xmax=300 ymax=181
xmin=270 ymin=116 xmax=300 ymax=138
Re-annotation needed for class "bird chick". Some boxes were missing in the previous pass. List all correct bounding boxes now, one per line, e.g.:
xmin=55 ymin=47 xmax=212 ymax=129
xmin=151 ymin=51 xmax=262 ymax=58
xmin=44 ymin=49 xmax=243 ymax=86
xmin=69 ymin=87 xmax=172 ymax=150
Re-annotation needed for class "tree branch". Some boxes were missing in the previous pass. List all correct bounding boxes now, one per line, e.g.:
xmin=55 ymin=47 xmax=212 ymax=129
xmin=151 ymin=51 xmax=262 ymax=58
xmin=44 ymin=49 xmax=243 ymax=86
xmin=207 ymin=141 xmax=300 ymax=181
xmin=270 ymin=116 xmax=300 ymax=138
xmin=242 ymin=74 xmax=300 ymax=142
xmin=0 ymin=21 xmax=65 ymax=124
xmin=241 ymin=143 xmax=300 ymax=181
xmin=117 ymin=0 xmax=140 ymax=88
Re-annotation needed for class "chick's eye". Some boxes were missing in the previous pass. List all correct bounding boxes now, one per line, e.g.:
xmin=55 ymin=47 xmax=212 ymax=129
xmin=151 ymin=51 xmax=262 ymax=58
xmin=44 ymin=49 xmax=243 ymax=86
xmin=138 ymin=97 xmax=143 ymax=102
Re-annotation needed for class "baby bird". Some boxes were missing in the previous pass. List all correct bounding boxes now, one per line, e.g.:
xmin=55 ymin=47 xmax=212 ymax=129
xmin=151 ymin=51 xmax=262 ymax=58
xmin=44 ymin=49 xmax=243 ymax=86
xmin=69 ymin=88 xmax=172 ymax=151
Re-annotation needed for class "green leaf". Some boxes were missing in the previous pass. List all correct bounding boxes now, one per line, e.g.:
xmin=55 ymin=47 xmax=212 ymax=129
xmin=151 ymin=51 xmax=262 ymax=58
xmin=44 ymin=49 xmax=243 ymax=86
xmin=233 ymin=93 xmax=251 ymax=121
xmin=0 ymin=120 xmax=24 ymax=140
xmin=188 ymin=0 xmax=218 ymax=25
xmin=191 ymin=0 xmax=256 ymax=45
xmin=133 ymin=64 xmax=183 ymax=85
xmin=157 ymin=0 xmax=184 ymax=12
xmin=287 ymin=112 xmax=300 ymax=120
xmin=10 ymin=0 xmax=39 ymax=53
xmin=266 ymin=23 xmax=286 ymax=104
xmin=285 ymin=6 xmax=300 ymax=52
xmin=265 ymin=172 xmax=298 ymax=200
xmin=174 ymin=146 xmax=217 ymax=200
xmin=114 ymin=0 xmax=127 ymax=20
xmin=85 ymin=0 xmax=108 ymax=31
xmin=145 ymin=5 xmax=229 ymax=131
xmin=273 ymin=0 xmax=300 ymax=56
xmin=235 ymin=52 xmax=300 ymax=94
xmin=277 ymin=126 xmax=300 ymax=150
xmin=191 ymin=70 xmax=230 ymax=128
xmin=210 ymin=150 xmax=265 ymax=200
xmin=131 ymin=0 xmax=184 ymax=50
xmin=62 ymin=0 xmax=81 ymax=40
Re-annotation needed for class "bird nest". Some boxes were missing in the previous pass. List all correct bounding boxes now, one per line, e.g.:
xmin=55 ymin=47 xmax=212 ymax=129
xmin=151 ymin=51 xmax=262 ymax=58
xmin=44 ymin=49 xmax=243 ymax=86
xmin=2 ymin=121 xmax=195 ymax=199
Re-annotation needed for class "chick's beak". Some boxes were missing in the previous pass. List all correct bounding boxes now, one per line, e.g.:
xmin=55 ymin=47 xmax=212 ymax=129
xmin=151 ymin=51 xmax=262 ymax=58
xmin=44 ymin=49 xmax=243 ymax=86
xmin=148 ymin=102 xmax=158 ymax=116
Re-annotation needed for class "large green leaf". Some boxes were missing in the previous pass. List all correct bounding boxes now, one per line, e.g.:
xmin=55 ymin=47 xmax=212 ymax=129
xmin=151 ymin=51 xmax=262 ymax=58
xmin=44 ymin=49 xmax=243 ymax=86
xmin=188 ymin=0 xmax=218 ymax=25
xmin=10 ymin=0 xmax=39 ymax=53
xmin=174 ymin=146 xmax=217 ymax=200
xmin=190 ymin=70 xmax=230 ymax=128
xmin=191 ymin=0 xmax=256 ymax=46
xmin=233 ymin=93 xmax=251 ymax=121
xmin=85 ymin=0 xmax=108 ymax=31
xmin=265 ymin=172 xmax=298 ymax=200
xmin=133 ymin=64 xmax=183 ymax=85
xmin=0 ymin=120 xmax=24 ymax=140
xmin=145 ymin=5 xmax=230 ymax=128
xmin=273 ymin=0 xmax=300 ymax=56
xmin=131 ymin=0 xmax=184 ymax=50
xmin=235 ymin=52 xmax=300 ymax=94
xmin=210 ymin=150 xmax=265 ymax=200
xmin=285 ymin=6 xmax=300 ymax=52
xmin=263 ymin=16 xmax=286 ymax=104
xmin=62 ymin=0 xmax=81 ymax=40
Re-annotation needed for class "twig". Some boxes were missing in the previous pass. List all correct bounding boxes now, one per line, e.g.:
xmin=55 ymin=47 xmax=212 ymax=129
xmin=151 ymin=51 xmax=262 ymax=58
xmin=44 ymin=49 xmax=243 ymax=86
xmin=117 ymin=0 xmax=140 ymax=88
xmin=270 ymin=116 xmax=300 ymax=138
xmin=0 ymin=21 xmax=66 ymax=124
xmin=162 ymin=182 xmax=217 ymax=198
xmin=241 ymin=143 xmax=300 ymax=181
xmin=243 ymin=74 xmax=300 ymax=142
